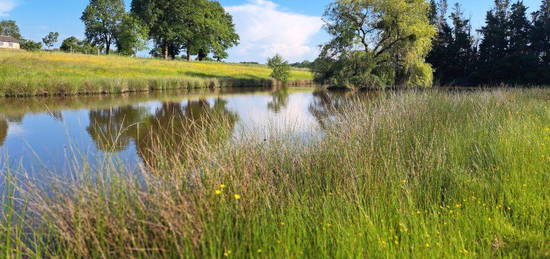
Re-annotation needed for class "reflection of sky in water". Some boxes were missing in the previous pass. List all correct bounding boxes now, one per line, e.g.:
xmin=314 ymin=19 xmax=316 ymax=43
xmin=0 ymin=89 xmax=322 ymax=176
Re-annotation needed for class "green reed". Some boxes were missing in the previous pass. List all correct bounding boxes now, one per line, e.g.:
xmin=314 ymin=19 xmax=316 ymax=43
xmin=1 ymin=89 xmax=549 ymax=258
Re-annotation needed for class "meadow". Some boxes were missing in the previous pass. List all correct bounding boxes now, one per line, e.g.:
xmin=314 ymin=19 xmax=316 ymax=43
xmin=1 ymin=89 xmax=549 ymax=258
xmin=0 ymin=50 xmax=313 ymax=97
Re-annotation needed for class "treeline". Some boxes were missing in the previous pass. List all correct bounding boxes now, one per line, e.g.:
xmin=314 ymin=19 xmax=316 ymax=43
xmin=1 ymin=0 xmax=239 ymax=61
xmin=428 ymin=0 xmax=550 ymax=86
xmin=79 ymin=0 xmax=238 ymax=60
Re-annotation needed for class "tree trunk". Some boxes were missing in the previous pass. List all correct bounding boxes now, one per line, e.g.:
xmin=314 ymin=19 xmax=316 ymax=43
xmin=187 ymin=48 xmax=192 ymax=61
xmin=163 ymin=41 xmax=169 ymax=60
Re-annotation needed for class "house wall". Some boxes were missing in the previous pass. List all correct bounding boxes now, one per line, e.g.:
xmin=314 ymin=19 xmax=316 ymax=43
xmin=0 ymin=41 xmax=20 ymax=49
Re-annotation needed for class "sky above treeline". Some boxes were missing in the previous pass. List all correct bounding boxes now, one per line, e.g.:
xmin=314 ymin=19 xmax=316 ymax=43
xmin=0 ymin=0 xmax=544 ymax=63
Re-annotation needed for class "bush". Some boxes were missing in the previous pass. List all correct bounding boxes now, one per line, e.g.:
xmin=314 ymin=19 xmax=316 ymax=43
xmin=20 ymin=40 xmax=42 ymax=51
xmin=267 ymin=55 xmax=291 ymax=82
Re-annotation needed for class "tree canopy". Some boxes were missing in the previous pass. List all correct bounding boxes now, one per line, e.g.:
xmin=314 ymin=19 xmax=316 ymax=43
xmin=42 ymin=32 xmax=60 ymax=49
xmin=81 ymin=0 xmax=126 ymax=54
xmin=131 ymin=0 xmax=239 ymax=60
xmin=314 ymin=0 xmax=436 ymax=89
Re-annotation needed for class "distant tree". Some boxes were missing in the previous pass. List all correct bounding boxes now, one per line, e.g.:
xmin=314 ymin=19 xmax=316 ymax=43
xmin=132 ymin=0 xmax=238 ymax=61
xmin=268 ymin=55 xmax=291 ymax=83
xmin=20 ymin=40 xmax=42 ymax=51
xmin=192 ymin=1 xmax=239 ymax=61
xmin=42 ymin=32 xmax=59 ymax=49
xmin=116 ymin=14 xmax=148 ymax=56
xmin=0 ymin=20 xmax=22 ymax=39
xmin=477 ymin=0 xmax=511 ymax=84
xmin=315 ymin=0 xmax=435 ymax=88
xmin=506 ymin=1 xmax=538 ymax=84
xmin=60 ymin=36 xmax=82 ymax=52
xmin=531 ymin=0 xmax=550 ymax=84
xmin=427 ymin=0 xmax=453 ymax=85
xmin=81 ymin=0 xmax=125 ymax=54
xmin=131 ymin=0 xmax=186 ymax=59
xmin=446 ymin=3 xmax=476 ymax=84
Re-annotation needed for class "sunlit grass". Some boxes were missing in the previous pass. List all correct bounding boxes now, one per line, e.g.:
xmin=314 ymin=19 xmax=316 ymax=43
xmin=0 ymin=50 xmax=314 ymax=96
xmin=1 ymin=89 xmax=549 ymax=258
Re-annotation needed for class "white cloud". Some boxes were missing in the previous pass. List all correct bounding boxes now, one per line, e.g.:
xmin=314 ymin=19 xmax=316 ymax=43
xmin=0 ymin=0 xmax=16 ymax=17
xmin=226 ymin=0 xmax=324 ymax=63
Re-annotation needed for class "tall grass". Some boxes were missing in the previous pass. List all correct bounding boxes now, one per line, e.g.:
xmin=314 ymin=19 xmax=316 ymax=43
xmin=0 ymin=50 xmax=314 ymax=97
xmin=1 ymin=89 xmax=549 ymax=258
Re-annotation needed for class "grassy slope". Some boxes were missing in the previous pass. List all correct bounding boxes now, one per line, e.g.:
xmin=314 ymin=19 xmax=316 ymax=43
xmin=0 ymin=50 xmax=313 ymax=96
xmin=1 ymin=89 xmax=549 ymax=258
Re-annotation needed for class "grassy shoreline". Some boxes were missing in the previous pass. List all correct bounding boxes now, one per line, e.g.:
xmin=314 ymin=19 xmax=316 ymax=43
xmin=1 ymin=89 xmax=549 ymax=258
xmin=0 ymin=50 xmax=314 ymax=97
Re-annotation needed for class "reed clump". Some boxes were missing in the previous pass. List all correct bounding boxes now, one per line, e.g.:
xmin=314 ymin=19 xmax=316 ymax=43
xmin=1 ymin=89 xmax=549 ymax=258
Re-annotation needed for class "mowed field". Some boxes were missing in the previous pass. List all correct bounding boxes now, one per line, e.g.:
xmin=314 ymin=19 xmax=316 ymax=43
xmin=0 ymin=50 xmax=313 ymax=96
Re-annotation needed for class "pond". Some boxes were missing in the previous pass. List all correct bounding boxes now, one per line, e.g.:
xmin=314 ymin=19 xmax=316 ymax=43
xmin=0 ymin=87 xmax=350 ymax=176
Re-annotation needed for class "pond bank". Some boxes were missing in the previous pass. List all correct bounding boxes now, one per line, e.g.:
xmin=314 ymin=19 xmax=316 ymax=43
xmin=0 ymin=50 xmax=314 ymax=97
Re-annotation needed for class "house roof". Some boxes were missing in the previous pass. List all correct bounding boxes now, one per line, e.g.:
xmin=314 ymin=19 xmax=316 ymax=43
xmin=0 ymin=35 xmax=19 ymax=43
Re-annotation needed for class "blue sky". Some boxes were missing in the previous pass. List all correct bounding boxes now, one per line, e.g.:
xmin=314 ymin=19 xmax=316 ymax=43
xmin=0 ymin=0 xmax=544 ymax=62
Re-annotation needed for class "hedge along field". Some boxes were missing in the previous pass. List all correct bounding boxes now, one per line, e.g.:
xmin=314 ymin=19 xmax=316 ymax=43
xmin=1 ymin=89 xmax=549 ymax=258
xmin=0 ymin=50 xmax=314 ymax=97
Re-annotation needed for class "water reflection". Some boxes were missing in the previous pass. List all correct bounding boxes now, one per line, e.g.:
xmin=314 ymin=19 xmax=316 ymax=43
xmin=0 ymin=118 xmax=7 ymax=146
xmin=0 ymin=88 xmax=345 ymax=172
xmin=86 ymin=99 xmax=238 ymax=172
xmin=267 ymin=87 xmax=290 ymax=113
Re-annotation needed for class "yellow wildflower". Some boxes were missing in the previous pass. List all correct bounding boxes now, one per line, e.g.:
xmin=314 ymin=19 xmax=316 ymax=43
xmin=257 ymin=249 xmax=263 ymax=253
xmin=224 ymin=250 xmax=232 ymax=257
xmin=234 ymin=194 xmax=241 ymax=200
xmin=215 ymin=190 xmax=223 ymax=195
xmin=220 ymin=184 xmax=226 ymax=189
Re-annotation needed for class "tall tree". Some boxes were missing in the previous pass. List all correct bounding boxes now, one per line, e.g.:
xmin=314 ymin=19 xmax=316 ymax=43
xmin=116 ymin=14 xmax=149 ymax=56
xmin=42 ymin=32 xmax=59 ymax=49
xmin=507 ymin=1 xmax=537 ymax=84
xmin=132 ymin=0 xmax=188 ymax=59
xmin=316 ymin=0 xmax=435 ymax=88
xmin=447 ymin=3 xmax=476 ymax=84
xmin=191 ymin=0 xmax=239 ymax=61
xmin=477 ymin=0 xmax=511 ymax=84
xmin=0 ymin=20 xmax=21 ymax=39
xmin=531 ymin=0 xmax=550 ymax=84
xmin=81 ymin=0 xmax=125 ymax=54
xmin=132 ymin=0 xmax=238 ymax=61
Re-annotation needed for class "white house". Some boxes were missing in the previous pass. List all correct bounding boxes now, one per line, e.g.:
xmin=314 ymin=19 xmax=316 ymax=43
xmin=0 ymin=35 xmax=20 ymax=49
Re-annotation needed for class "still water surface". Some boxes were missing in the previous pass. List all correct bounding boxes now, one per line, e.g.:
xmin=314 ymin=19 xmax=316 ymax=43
xmin=0 ymin=87 xmax=345 ymax=175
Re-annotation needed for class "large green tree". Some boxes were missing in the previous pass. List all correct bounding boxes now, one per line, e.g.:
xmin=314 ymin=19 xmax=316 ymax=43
xmin=131 ymin=0 xmax=238 ymax=60
xmin=81 ymin=0 xmax=126 ymax=54
xmin=315 ymin=0 xmax=435 ymax=88
xmin=116 ymin=14 xmax=149 ymax=56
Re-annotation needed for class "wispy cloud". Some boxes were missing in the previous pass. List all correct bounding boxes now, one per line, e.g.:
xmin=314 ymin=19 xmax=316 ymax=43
xmin=226 ymin=0 xmax=324 ymax=63
xmin=0 ymin=0 xmax=17 ymax=17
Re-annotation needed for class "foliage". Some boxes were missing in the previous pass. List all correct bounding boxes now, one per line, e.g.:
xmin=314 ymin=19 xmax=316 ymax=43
xmin=42 ymin=32 xmax=59 ymax=49
xmin=81 ymin=0 xmax=125 ymax=54
xmin=428 ymin=0 xmax=550 ymax=86
xmin=1 ymin=89 xmax=549 ymax=257
xmin=115 ymin=14 xmax=149 ymax=56
xmin=267 ymin=55 xmax=291 ymax=82
xmin=0 ymin=20 xmax=22 ymax=39
xmin=20 ymin=40 xmax=42 ymax=51
xmin=315 ymin=0 xmax=436 ymax=89
xmin=60 ymin=36 xmax=101 ymax=54
xmin=131 ymin=0 xmax=239 ymax=60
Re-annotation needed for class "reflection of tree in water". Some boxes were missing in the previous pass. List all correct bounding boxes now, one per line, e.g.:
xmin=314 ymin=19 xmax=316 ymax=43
xmin=87 ymin=106 xmax=149 ymax=152
xmin=308 ymin=90 xmax=354 ymax=129
xmin=267 ymin=87 xmax=290 ymax=113
xmin=86 ymin=99 xmax=238 ymax=173
xmin=0 ymin=119 xmax=8 ymax=147
xmin=135 ymin=99 xmax=238 ymax=173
